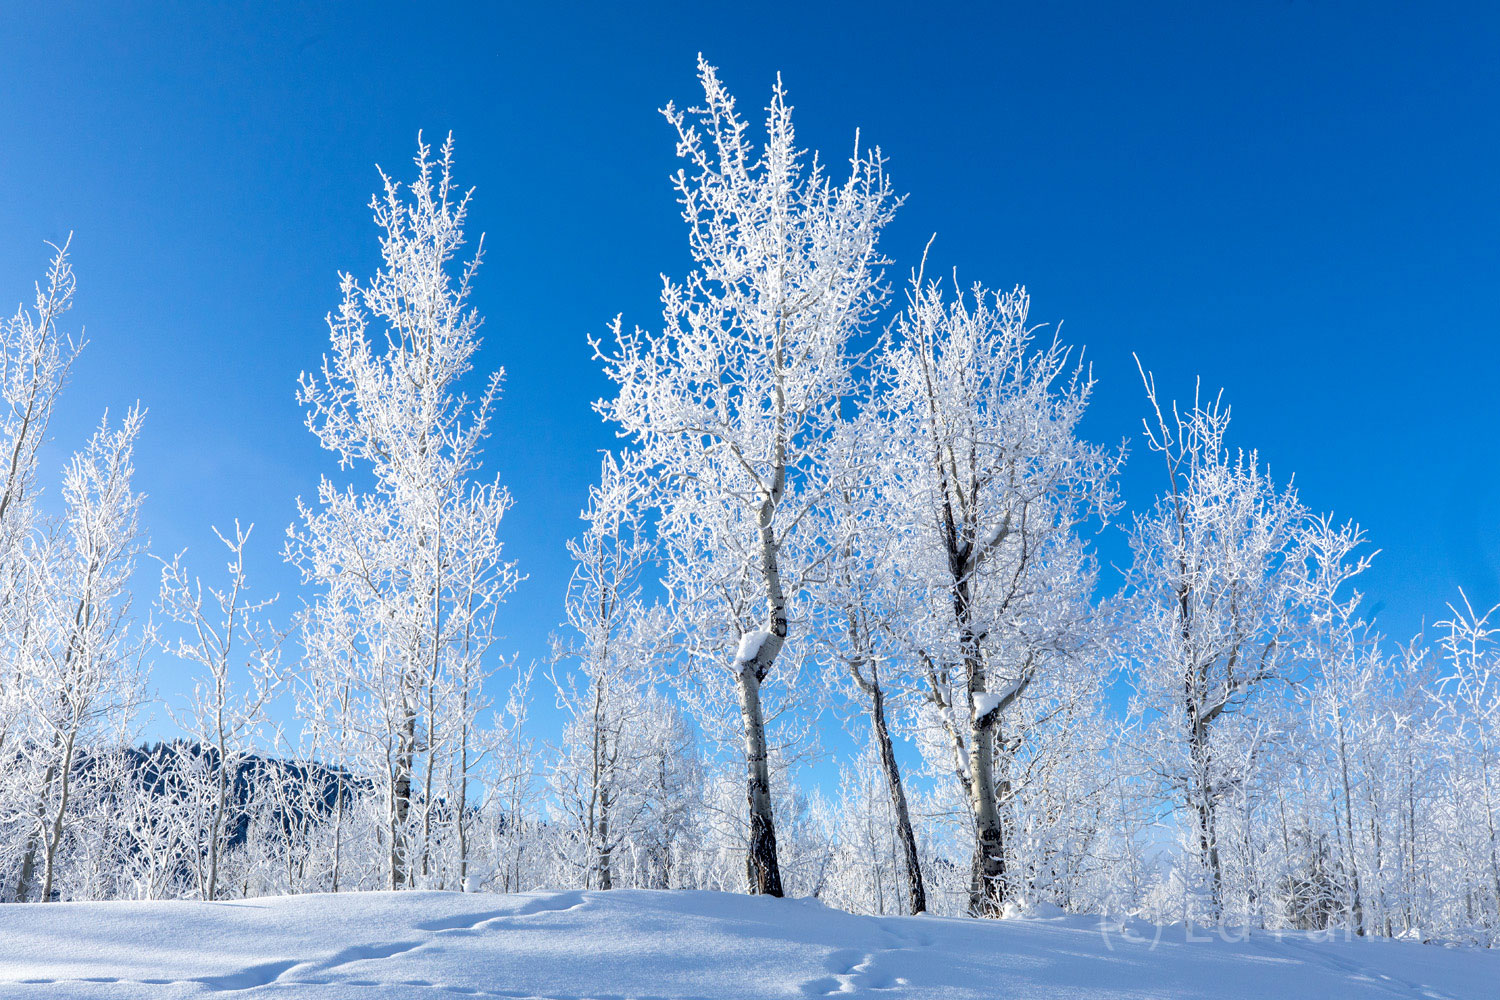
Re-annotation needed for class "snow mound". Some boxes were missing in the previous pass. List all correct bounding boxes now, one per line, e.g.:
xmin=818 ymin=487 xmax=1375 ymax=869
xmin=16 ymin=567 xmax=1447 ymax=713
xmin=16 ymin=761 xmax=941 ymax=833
xmin=0 ymin=888 xmax=1496 ymax=999
xmin=1002 ymin=898 xmax=1067 ymax=919
xmin=732 ymin=628 xmax=772 ymax=669
xmin=972 ymin=690 xmax=1003 ymax=718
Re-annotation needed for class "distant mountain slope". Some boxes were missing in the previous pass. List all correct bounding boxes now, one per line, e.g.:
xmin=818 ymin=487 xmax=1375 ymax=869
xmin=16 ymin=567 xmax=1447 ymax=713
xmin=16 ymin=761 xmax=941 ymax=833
xmin=108 ymin=741 xmax=367 ymax=848
xmin=0 ymin=888 xmax=1495 ymax=999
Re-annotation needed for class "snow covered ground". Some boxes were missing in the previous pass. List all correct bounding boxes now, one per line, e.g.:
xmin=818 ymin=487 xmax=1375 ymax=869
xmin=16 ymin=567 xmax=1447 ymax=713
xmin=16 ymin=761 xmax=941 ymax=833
xmin=1 ymin=889 xmax=1495 ymax=999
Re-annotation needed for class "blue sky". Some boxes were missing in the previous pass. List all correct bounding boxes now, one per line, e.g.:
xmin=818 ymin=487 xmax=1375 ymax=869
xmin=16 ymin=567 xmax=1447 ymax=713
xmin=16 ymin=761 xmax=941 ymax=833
xmin=2 ymin=2 xmax=1497 ymax=740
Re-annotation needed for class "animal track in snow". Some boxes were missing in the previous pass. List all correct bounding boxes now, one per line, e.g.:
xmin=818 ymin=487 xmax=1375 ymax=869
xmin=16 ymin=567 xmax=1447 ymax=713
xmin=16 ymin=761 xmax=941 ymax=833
xmin=800 ymin=947 xmax=904 ymax=995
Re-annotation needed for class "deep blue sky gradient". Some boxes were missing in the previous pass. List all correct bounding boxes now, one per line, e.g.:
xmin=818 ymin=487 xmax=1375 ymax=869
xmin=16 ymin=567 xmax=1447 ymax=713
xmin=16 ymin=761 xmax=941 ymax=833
xmin=2 ymin=2 xmax=1497 ymax=737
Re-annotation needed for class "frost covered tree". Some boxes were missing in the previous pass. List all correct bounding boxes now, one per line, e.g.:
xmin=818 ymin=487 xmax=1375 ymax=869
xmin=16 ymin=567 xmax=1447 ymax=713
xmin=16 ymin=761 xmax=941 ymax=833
xmin=156 ymin=522 xmax=285 ymax=900
xmin=548 ymin=453 xmax=663 ymax=890
xmin=1433 ymin=594 xmax=1500 ymax=937
xmin=593 ymin=58 xmax=897 ymax=895
xmin=627 ymin=692 xmax=703 ymax=889
xmin=1288 ymin=622 xmax=1447 ymax=939
xmin=0 ymin=239 xmax=80 ymax=541
xmin=1371 ymin=642 xmax=1439 ymax=939
xmin=1123 ymin=372 xmax=1370 ymax=921
xmin=878 ymin=271 xmax=1118 ymax=916
xmin=11 ymin=408 xmax=148 ymax=902
xmin=473 ymin=662 xmax=542 ymax=894
xmin=815 ymin=415 xmax=927 ymax=913
xmin=287 ymin=134 xmax=521 ymax=891
xmin=1294 ymin=604 xmax=1394 ymax=936
xmin=0 ymin=241 xmax=83 ymax=796
xmin=816 ymin=739 xmax=923 ymax=915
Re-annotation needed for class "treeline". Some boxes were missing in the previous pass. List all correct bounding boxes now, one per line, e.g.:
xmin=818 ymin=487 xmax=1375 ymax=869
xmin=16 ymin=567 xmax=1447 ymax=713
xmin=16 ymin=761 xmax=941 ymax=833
xmin=1 ymin=60 xmax=1498 ymax=946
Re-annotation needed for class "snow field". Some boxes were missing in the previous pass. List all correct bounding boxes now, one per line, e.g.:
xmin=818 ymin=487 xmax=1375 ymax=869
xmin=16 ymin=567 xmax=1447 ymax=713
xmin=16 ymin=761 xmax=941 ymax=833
xmin=1 ymin=889 xmax=1496 ymax=999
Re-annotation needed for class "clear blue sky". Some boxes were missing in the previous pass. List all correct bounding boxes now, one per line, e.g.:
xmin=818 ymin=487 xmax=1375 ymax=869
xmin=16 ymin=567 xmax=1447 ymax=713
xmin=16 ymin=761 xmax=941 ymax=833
xmin=2 ymin=2 xmax=1497 ymax=731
